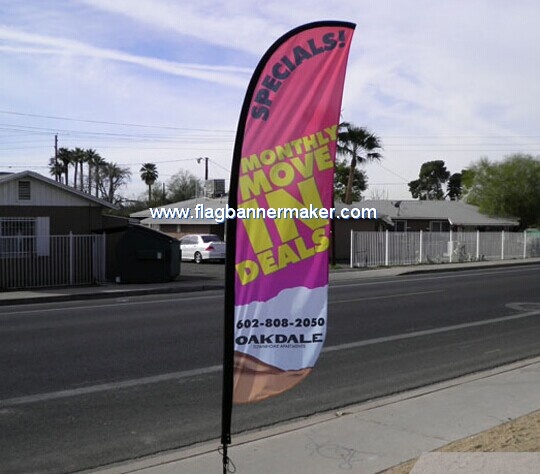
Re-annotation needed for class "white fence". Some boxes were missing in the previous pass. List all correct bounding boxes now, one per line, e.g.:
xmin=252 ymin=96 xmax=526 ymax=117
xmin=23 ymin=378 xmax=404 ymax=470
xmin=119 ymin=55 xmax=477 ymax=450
xmin=351 ymin=230 xmax=540 ymax=268
xmin=0 ymin=233 xmax=106 ymax=289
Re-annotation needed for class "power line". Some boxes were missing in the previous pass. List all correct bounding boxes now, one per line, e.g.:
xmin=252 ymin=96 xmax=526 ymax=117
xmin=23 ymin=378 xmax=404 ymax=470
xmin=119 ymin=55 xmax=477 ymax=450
xmin=117 ymin=158 xmax=195 ymax=166
xmin=369 ymin=182 xmax=407 ymax=185
xmin=375 ymin=163 xmax=409 ymax=182
xmin=382 ymin=135 xmax=540 ymax=138
xmin=1 ymin=164 xmax=49 ymax=168
xmin=209 ymin=159 xmax=231 ymax=174
xmin=0 ymin=146 xmax=51 ymax=151
xmin=0 ymin=110 xmax=235 ymax=133
xmin=383 ymin=149 xmax=540 ymax=152
xmin=0 ymin=123 xmax=234 ymax=141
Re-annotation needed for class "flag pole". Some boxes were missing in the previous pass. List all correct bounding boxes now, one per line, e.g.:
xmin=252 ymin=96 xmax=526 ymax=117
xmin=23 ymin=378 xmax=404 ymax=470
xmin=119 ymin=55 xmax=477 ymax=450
xmin=221 ymin=149 xmax=240 ymax=473
xmin=221 ymin=214 xmax=236 ymax=470
xmin=220 ymin=54 xmax=250 ymax=468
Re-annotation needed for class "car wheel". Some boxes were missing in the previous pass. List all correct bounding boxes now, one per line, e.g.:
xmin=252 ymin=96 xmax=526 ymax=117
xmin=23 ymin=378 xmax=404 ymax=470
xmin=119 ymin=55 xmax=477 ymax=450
xmin=194 ymin=252 xmax=203 ymax=264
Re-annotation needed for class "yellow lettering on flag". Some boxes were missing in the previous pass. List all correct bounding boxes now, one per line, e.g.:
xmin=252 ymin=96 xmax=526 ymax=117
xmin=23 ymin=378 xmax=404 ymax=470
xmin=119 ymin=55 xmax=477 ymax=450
xmin=266 ymin=177 xmax=328 ymax=243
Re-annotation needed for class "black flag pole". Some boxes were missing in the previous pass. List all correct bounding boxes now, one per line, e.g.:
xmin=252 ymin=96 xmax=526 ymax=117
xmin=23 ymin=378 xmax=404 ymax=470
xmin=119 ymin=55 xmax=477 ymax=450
xmin=220 ymin=53 xmax=252 ymax=471
xmin=221 ymin=130 xmax=241 ymax=472
xmin=221 ymin=216 xmax=237 ymax=472
xmin=220 ymin=21 xmax=292 ymax=471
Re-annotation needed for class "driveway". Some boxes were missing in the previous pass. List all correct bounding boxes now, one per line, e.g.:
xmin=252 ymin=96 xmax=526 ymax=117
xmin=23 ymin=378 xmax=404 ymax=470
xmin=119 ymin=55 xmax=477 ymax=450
xmin=179 ymin=261 xmax=225 ymax=280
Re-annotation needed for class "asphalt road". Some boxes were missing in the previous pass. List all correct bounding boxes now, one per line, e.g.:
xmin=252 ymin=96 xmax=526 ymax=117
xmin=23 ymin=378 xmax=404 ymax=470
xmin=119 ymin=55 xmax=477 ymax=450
xmin=1 ymin=264 xmax=539 ymax=473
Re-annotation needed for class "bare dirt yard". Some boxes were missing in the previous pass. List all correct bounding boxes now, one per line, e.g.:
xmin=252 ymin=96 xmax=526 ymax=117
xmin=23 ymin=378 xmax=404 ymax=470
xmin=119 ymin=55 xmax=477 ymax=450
xmin=382 ymin=409 xmax=540 ymax=473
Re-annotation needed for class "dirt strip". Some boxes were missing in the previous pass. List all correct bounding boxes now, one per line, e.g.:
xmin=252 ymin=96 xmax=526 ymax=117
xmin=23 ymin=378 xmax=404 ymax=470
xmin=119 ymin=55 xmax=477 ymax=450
xmin=382 ymin=409 xmax=540 ymax=473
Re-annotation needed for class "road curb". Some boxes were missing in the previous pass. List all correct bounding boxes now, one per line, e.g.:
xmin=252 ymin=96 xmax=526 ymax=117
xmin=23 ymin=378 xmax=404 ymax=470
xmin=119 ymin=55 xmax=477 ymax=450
xmin=0 ymin=284 xmax=225 ymax=306
xmin=401 ymin=259 xmax=540 ymax=275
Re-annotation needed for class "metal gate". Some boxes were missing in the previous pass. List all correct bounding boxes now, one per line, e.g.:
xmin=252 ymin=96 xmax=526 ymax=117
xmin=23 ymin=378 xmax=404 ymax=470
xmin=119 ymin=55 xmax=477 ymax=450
xmin=0 ymin=233 xmax=106 ymax=289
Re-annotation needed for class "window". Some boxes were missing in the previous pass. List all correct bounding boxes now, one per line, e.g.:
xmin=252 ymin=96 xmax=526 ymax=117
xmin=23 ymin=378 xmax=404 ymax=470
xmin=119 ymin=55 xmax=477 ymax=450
xmin=430 ymin=220 xmax=450 ymax=232
xmin=1 ymin=217 xmax=35 ymax=236
xmin=0 ymin=217 xmax=49 ymax=257
xmin=201 ymin=234 xmax=220 ymax=243
xmin=18 ymin=180 xmax=31 ymax=200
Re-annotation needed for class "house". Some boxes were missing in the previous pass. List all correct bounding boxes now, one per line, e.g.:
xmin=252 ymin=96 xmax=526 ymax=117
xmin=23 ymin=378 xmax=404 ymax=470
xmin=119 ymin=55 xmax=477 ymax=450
xmin=1 ymin=170 xmax=183 ymax=288
xmin=0 ymin=170 xmax=118 ymax=235
xmin=0 ymin=170 xmax=121 ymax=289
xmin=361 ymin=200 xmax=519 ymax=232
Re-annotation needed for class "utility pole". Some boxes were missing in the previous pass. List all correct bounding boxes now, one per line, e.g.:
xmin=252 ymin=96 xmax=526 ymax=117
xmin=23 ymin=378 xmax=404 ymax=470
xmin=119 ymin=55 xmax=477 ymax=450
xmin=54 ymin=134 xmax=59 ymax=182
xmin=197 ymin=156 xmax=209 ymax=181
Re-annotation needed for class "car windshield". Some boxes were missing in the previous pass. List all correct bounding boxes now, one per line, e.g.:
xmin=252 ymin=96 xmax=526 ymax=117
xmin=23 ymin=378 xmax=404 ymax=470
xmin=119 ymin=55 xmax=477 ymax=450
xmin=201 ymin=235 xmax=221 ymax=243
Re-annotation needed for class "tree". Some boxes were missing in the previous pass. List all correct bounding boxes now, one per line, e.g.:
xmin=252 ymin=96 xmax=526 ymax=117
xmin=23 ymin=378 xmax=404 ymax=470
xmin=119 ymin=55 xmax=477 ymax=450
xmin=460 ymin=168 xmax=476 ymax=198
xmin=48 ymin=157 xmax=64 ymax=183
xmin=337 ymin=122 xmax=382 ymax=204
xmin=465 ymin=154 xmax=540 ymax=228
xmin=167 ymin=169 xmax=201 ymax=202
xmin=84 ymin=149 xmax=101 ymax=195
xmin=138 ymin=181 xmax=166 ymax=207
xmin=92 ymin=154 xmax=107 ymax=198
xmin=408 ymin=160 xmax=450 ymax=200
xmin=98 ymin=162 xmax=131 ymax=203
xmin=368 ymin=188 xmax=389 ymax=200
xmin=72 ymin=147 xmax=86 ymax=190
xmin=333 ymin=159 xmax=367 ymax=202
xmin=446 ymin=172 xmax=463 ymax=200
xmin=56 ymin=147 xmax=73 ymax=186
xmin=140 ymin=163 xmax=159 ymax=202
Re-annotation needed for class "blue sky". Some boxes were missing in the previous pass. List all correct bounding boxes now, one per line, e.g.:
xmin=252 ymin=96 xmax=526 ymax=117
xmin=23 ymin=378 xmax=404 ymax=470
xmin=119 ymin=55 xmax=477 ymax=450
xmin=1 ymin=1 xmax=539 ymax=200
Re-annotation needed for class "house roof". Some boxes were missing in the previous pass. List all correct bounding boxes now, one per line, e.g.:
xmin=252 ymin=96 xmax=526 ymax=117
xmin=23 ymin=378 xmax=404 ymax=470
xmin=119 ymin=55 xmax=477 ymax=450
xmin=134 ymin=196 xmax=230 ymax=225
xmin=359 ymin=200 xmax=519 ymax=227
xmin=131 ymin=196 xmax=229 ymax=220
xmin=0 ymin=170 xmax=117 ymax=209
xmin=334 ymin=201 xmax=392 ymax=225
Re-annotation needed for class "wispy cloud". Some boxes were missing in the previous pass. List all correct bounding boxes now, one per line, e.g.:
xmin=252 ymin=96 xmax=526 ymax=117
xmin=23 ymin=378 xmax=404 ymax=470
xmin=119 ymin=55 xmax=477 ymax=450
xmin=0 ymin=26 xmax=251 ymax=87
xmin=80 ymin=0 xmax=288 ymax=55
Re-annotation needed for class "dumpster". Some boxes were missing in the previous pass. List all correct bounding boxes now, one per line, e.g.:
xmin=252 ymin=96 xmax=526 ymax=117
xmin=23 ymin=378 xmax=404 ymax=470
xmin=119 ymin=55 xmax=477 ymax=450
xmin=116 ymin=225 xmax=180 ymax=283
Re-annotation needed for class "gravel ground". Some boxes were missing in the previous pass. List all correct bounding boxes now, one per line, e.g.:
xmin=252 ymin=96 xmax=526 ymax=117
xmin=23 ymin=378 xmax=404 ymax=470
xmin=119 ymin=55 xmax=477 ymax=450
xmin=382 ymin=410 xmax=540 ymax=473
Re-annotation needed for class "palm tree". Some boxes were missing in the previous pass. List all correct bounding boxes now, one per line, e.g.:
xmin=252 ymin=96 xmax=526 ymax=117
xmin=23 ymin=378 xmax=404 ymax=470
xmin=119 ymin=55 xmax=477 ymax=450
xmin=337 ymin=122 xmax=383 ymax=204
xmin=84 ymin=149 xmax=101 ymax=195
xmin=101 ymin=162 xmax=131 ymax=203
xmin=71 ymin=147 xmax=86 ymax=190
xmin=93 ymin=155 xmax=106 ymax=198
xmin=48 ymin=157 xmax=64 ymax=183
xmin=140 ymin=163 xmax=159 ymax=202
xmin=56 ymin=147 xmax=73 ymax=186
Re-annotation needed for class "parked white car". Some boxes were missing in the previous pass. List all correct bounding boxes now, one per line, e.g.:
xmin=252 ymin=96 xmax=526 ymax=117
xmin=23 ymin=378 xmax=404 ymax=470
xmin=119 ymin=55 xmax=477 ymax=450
xmin=179 ymin=234 xmax=226 ymax=263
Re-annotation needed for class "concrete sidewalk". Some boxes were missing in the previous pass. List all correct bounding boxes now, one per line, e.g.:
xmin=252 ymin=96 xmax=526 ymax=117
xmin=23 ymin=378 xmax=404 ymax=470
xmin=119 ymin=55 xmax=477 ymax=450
xmin=0 ymin=275 xmax=225 ymax=305
xmin=1 ymin=257 xmax=539 ymax=306
xmin=86 ymin=356 xmax=540 ymax=474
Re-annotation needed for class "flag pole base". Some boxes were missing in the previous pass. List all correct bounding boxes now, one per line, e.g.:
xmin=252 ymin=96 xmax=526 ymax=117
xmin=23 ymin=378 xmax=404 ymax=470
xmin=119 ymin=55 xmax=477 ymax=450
xmin=220 ymin=443 xmax=235 ymax=473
